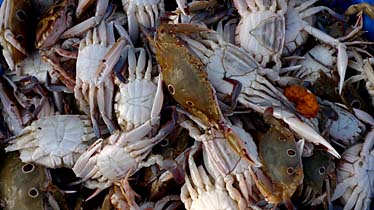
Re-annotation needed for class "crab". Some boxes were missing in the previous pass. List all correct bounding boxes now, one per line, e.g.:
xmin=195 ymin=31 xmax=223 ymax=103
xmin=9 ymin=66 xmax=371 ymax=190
xmin=122 ymin=0 xmax=165 ymax=42
xmin=114 ymin=45 xmax=163 ymax=135
xmin=284 ymin=4 xmax=366 ymax=93
xmin=35 ymin=0 xmax=77 ymax=91
xmin=177 ymin=112 xmax=262 ymax=208
xmin=5 ymin=115 xmax=96 ymax=168
xmin=0 ymin=81 xmax=25 ymax=135
xmin=75 ymin=20 xmax=132 ymax=136
xmin=61 ymin=0 xmax=112 ymax=39
xmin=72 ymin=118 xmax=177 ymax=190
xmin=320 ymin=101 xmax=366 ymax=148
xmin=331 ymin=110 xmax=374 ymax=210
xmin=300 ymin=150 xmax=335 ymax=207
xmin=108 ymin=177 xmax=182 ymax=210
xmin=248 ymin=108 xmax=304 ymax=209
xmin=283 ymin=0 xmax=346 ymax=56
xmin=153 ymin=23 xmax=261 ymax=165
xmin=0 ymin=75 xmax=56 ymax=136
xmin=0 ymin=152 xmax=67 ymax=210
xmin=13 ymin=52 xmax=52 ymax=84
xmin=346 ymin=51 xmax=374 ymax=107
xmin=281 ymin=44 xmax=336 ymax=83
xmin=35 ymin=0 xmax=75 ymax=50
xmin=180 ymin=141 xmax=249 ymax=210
xmin=4 ymin=51 xmax=72 ymax=115
xmin=233 ymin=0 xmax=287 ymax=69
xmin=0 ymin=0 xmax=34 ymax=71
xmin=169 ymin=23 xmax=340 ymax=158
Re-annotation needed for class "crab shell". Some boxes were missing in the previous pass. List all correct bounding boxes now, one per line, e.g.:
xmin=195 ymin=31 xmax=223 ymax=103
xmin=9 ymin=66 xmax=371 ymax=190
xmin=154 ymin=23 xmax=222 ymax=128
xmin=0 ymin=152 xmax=66 ymax=210
xmin=5 ymin=115 xmax=96 ymax=168
xmin=254 ymin=110 xmax=304 ymax=206
xmin=321 ymin=102 xmax=365 ymax=147
xmin=35 ymin=0 xmax=74 ymax=49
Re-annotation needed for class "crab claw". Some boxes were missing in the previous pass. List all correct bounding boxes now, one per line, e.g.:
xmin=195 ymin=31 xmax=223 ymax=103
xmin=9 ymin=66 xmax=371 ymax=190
xmin=280 ymin=112 xmax=340 ymax=159
xmin=176 ymin=0 xmax=188 ymax=16
xmin=73 ymin=139 xmax=103 ymax=178
xmin=248 ymin=102 xmax=340 ymax=158
xmin=337 ymin=43 xmax=348 ymax=94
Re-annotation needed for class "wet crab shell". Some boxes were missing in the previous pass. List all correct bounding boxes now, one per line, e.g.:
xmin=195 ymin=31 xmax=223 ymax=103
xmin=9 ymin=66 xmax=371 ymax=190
xmin=5 ymin=115 xmax=96 ymax=168
xmin=322 ymin=102 xmax=366 ymax=147
xmin=0 ymin=152 xmax=66 ymax=210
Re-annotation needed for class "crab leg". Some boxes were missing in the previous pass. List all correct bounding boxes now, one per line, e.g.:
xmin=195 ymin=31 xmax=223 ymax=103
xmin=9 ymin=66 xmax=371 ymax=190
xmin=111 ymin=98 xmax=175 ymax=146
xmin=62 ymin=0 xmax=111 ymax=38
xmin=242 ymin=100 xmax=340 ymax=158
xmin=0 ymin=83 xmax=23 ymax=134
xmin=96 ymin=37 xmax=131 ymax=85
xmin=302 ymin=24 xmax=348 ymax=94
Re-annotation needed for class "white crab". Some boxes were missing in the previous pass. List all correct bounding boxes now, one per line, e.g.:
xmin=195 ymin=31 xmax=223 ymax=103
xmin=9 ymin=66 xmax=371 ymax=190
xmin=331 ymin=109 xmax=374 ymax=210
xmin=346 ymin=54 xmax=374 ymax=107
xmin=122 ymin=0 xmax=165 ymax=42
xmin=321 ymin=101 xmax=366 ymax=148
xmin=10 ymin=51 xmax=52 ymax=84
xmin=283 ymin=0 xmax=345 ymax=56
xmin=285 ymin=1 xmax=366 ymax=93
xmin=331 ymin=117 xmax=374 ymax=210
xmin=5 ymin=115 xmax=96 ymax=168
xmin=75 ymin=20 xmax=131 ymax=136
xmin=233 ymin=0 xmax=287 ymax=68
xmin=181 ymin=142 xmax=248 ymax=210
xmin=178 ymin=28 xmax=340 ymax=158
xmin=72 ymin=120 xmax=176 ymax=190
xmin=281 ymin=44 xmax=335 ymax=83
xmin=178 ymin=115 xmax=262 ymax=209
xmin=114 ymin=46 xmax=162 ymax=133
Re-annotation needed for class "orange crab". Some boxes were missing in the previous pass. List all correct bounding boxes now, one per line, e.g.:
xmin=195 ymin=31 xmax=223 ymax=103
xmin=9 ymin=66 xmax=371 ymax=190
xmin=284 ymin=85 xmax=319 ymax=118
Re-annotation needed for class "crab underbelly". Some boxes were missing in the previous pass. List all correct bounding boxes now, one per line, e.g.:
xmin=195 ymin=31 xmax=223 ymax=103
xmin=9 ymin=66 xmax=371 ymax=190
xmin=37 ymin=116 xmax=86 ymax=156
xmin=96 ymin=145 xmax=137 ymax=180
xmin=76 ymin=45 xmax=109 ymax=82
xmin=190 ymin=190 xmax=240 ymax=210
xmin=115 ymin=79 xmax=157 ymax=130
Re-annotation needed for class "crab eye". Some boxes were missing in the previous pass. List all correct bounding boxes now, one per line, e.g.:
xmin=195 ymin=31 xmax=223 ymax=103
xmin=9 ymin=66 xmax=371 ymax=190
xmin=287 ymin=149 xmax=296 ymax=157
xmin=287 ymin=167 xmax=294 ymax=175
xmin=16 ymin=34 xmax=24 ymax=43
xmin=160 ymin=139 xmax=169 ymax=146
xmin=278 ymin=136 xmax=286 ymax=141
xmin=319 ymin=167 xmax=325 ymax=175
xmin=167 ymin=84 xmax=175 ymax=95
xmin=16 ymin=10 xmax=27 ymax=22
xmin=28 ymin=188 xmax=39 ymax=198
xmin=186 ymin=101 xmax=194 ymax=107
xmin=22 ymin=163 xmax=35 ymax=173
xmin=351 ymin=99 xmax=361 ymax=109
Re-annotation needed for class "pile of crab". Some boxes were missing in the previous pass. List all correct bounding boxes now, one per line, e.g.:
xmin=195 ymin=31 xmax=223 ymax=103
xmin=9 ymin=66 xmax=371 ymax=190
xmin=0 ymin=0 xmax=374 ymax=209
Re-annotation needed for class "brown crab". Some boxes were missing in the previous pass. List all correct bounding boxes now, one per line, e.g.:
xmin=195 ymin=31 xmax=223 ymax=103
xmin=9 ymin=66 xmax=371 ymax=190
xmin=0 ymin=0 xmax=35 ymax=71
xmin=35 ymin=0 xmax=76 ymax=91
xmin=250 ymin=108 xmax=304 ymax=210
xmin=153 ymin=23 xmax=255 ymax=165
